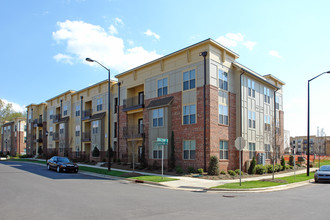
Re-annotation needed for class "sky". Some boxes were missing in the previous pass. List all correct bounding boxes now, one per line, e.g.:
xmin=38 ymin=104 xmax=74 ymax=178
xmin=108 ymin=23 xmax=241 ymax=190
xmin=1 ymin=0 xmax=330 ymax=137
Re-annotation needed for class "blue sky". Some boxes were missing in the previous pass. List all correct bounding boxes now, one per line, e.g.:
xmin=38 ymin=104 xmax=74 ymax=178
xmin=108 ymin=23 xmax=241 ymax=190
xmin=1 ymin=0 xmax=330 ymax=137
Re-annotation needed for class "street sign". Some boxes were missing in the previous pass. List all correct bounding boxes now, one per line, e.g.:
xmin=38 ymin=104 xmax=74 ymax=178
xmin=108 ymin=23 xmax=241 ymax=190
xmin=157 ymin=138 xmax=168 ymax=145
xmin=235 ymin=137 xmax=246 ymax=150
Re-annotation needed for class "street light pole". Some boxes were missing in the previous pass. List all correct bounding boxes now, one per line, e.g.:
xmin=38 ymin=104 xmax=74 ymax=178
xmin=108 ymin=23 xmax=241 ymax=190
xmin=86 ymin=58 xmax=112 ymax=171
xmin=307 ymin=71 xmax=330 ymax=176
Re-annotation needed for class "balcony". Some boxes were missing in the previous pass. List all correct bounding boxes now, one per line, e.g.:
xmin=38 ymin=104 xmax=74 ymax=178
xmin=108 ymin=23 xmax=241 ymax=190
xmin=123 ymin=94 xmax=144 ymax=112
xmin=82 ymin=109 xmax=92 ymax=120
xmin=53 ymin=114 xmax=61 ymax=123
xmin=52 ymin=132 xmax=59 ymax=141
xmin=37 ymin=138 xmax=43 ymax=143
xmin=123 ymin=125 xmax=144 ymax=139
xmin=82 ymin=132 xmax=91 ymax=142
xmin=33 ymin=119 xmax=43 ymax=127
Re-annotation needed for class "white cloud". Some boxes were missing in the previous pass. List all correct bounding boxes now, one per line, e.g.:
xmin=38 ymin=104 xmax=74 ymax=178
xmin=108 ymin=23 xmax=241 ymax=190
xmin=52 ymin=20 xmax=162 ymax=73
xmin=269 ymin=50 xmax=282 ymax=58
xmin=243 ymin=41 xmax=256 ymax=51
xmin=216 ymin=33 xmax=256 ymax=51
xmin=1 ymin=99 xmax=26 ymax=113
xmin=53 ymin=53 xmax=74 ymax=65
xmin=108 ymin=24 xmax=118 ymax=35
xmin=127 ymin=40 xmax=134 ymax=46
xmin=144 ymin=29 xmax=160 ymax=40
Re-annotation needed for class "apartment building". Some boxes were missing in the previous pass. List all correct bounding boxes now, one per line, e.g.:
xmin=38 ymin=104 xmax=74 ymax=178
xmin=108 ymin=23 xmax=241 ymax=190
xmin=116 ymin=38 xmax=285 ymax=171
xmin=26 ymin=103 xmax=48 ymax=156
xmin=290 ymin=135 xmax=329 ymax=155
xmin=1 ymin=117 xmax=26 ymax=155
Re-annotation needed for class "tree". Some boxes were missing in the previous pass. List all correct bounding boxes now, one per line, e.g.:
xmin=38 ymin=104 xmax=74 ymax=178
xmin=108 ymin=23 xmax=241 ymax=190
xmin=248 ymin=156 xmax=256 ymax=174
xmin=208 ymin=156 xmax=219 ymax=175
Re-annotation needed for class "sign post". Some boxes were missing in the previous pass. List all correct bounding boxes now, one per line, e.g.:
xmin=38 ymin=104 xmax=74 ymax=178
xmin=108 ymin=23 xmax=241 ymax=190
xmin=235 ymin=137 xmax=246 ymax=186
xmin=157 ymin=138 xmax=168 ymax=179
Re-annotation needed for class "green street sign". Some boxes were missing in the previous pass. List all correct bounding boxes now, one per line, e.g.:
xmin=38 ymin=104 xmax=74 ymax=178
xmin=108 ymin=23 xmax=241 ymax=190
xmin=157 ymin=138 xmax=168 ymax=145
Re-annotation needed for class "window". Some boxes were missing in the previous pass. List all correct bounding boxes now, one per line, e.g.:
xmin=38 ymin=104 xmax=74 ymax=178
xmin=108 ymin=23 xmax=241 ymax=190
xmin=248 ymin=79 xmax=255 ymax=98
xmin=219 ymin=104 xmax=229 ymax=125
xmin=152 ymin=108 xmax=164 ymax=127
xmin=92 ymin=121 xmax=99 ymax=134
xmin=24 ymin=125 xmax=27 ymax=132
xmin=152 ymin=142 xmax=163 ymax=159
xmin=59 ymin=124 xmax=64 ymax=134
xmin=24 ymin=137 xmax=27 ymax=143
xmin=183 ymin=104 xmax=196 ymax=125
xmin=264 ymin=115 xmax=270 ymax=131
xmin=50 ymin=110 xmax=54 ymax=120
xmin=75 ymin=146 xmax=80 ymax=157
xmin=249 ymin=143 xmax=256 ymax=159
xmin=49 ymin=127 xmax=53 ymax=136
xmin=265 ymin=144 xmax=271 ymax=159
xmin=220 ymin=140 xmax=228 ymax=160
xmin=114 ymin=122 xmax=117 ymax=138
xmin=63 ymin=105 xmax=68 ymax=116
xmin=75 ymin=125 xmax=80 ymax=137
xmin=275 ymin=95 xmax=279 ymax=110
xmin=183 ymin=69 xmax=196 ymax=91
xmin=248 ymin=111 xmax=256 ymax=128
xmin=114 ymin=98 xmax=118 ymax=114
xmin=97 ymin=98 xmax=103 ymax=111
xmin=15 ymin=125 xmax=17 ymax=132
xmin=264 ymin=87 xmax=270 ymax=103
xmin=183 ymin=140 xmax=196 ymax=160
xmin=157 ymin=78 xmax=168 ymax=97
xmin=219 ymin=70 xmax=228 ymax=90
xmin=75 ymin=105 xmax=80 ymax=117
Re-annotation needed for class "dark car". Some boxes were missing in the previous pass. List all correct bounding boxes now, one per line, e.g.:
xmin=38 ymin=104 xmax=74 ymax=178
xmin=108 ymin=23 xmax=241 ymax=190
xmin=314 ymin=165 xmax=330 ymax=183
xmin=47 ymin=156 xmax=78 ymax=173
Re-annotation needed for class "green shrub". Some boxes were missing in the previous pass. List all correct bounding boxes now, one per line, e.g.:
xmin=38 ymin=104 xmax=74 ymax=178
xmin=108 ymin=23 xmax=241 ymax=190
xmin=235 ymin=169 xmax=242 ymax=175
xmin=220 ymin=170 xmax=226 ymax=175
xmin=266 ymin=164 xmax=273 ymax=173
xmin=297 ymin=164 xmax=301 ymax=167
xmin=275 ymin=164 xmax=282 ymax=172
xmin=197 ymin=168 xmax=204 ymax=174
xmin=289 ymin=155 xmax=294 ymax=166
xmin=286 ymin=165 xmax=293 ymax=169
xmin=281 ymin=156 xmax=286 ymax=171
xmin=255 ymin=165 xmax=266 ymax=175
xmin=228 ymin=170 xmax=236 ymax=176
xmin=248 ymin=157 xmax=256 ymax=175
xmin=92 ymin=147 xmax=100 ymax=157
xmin=208 ymin=156 xmax=219 ymax=176
xmin=175 ymin=166 xmax=183 ymax=175
xmin=187 ymin=166 xmax=195 ymax=174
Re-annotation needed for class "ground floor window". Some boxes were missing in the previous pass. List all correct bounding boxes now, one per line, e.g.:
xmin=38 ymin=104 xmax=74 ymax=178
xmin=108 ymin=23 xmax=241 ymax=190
xmin=183 ymin=140 xmax=196 ymax=160
xmin=249 ymin=143 xmax=256 ymax=159
xmin=152 ymin=142 xmax=162 ymax=159
xmin=219 ymin=140 xmax=228 ymax=159
xmin=265 ymin=144 xmax=271 ymax=159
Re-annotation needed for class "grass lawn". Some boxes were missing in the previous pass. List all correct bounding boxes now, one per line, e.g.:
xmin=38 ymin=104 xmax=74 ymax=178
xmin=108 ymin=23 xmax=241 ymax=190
xmin=8 ymin=158 xmax=46 ymax=164
xmin=213 ymin=173 xmax=314 ymax=189
xmin=129 ymin=175 xmax=179 ymax=183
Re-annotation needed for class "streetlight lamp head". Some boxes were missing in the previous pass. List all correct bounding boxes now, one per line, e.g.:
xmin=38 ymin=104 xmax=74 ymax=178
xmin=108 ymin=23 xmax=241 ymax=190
xmin=85 ymin=58 xmax=94 ymax=62
xmin=326 ymin=71 xmax=330 ymax=74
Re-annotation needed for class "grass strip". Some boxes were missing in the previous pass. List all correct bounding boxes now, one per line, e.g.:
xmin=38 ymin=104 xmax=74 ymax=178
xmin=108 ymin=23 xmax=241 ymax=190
xmin=129 ymin=176 xmax=179 ymax=182
xmin=79 ymin=166 xmax=126 ymax=177
xmin=213 ymin=173 xmax=314 ymax=189
xmin=8 ymin=158 xmax=46 ymax=164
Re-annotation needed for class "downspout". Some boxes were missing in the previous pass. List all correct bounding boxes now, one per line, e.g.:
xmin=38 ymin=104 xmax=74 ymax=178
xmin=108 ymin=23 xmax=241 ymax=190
xmin=200 ymin=51 xmax=207 ymax=171
xmin=117 ymin=82 xmax=121 ymax=161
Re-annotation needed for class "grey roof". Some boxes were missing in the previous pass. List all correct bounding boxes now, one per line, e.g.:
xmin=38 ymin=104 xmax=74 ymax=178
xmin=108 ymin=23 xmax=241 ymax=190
xmin=147 ymin=96 xmax=174 ymax=109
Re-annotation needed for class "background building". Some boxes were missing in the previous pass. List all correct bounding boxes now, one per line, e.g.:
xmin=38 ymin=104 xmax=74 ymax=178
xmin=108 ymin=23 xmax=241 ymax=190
xmin=1 ymin=117 xmax=26 ymax=155
xmin=290 ymin=135 xmax=328 ymax=155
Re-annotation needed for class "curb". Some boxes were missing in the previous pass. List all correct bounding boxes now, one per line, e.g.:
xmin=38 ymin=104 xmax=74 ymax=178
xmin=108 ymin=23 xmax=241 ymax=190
xmin=207 ymin=179 xmax=313 ymax=192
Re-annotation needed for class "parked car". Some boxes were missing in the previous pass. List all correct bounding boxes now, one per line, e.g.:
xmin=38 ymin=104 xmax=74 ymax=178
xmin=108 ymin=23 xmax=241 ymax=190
xmin=47 ymin=156 xmax=78 ymax=173
xmin=314 ymin=165 xmax=330 ymax=183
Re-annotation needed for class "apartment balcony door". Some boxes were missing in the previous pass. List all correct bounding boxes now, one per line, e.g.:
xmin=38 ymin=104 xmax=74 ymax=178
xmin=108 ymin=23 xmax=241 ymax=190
xmin=138 ymin=118 xmax=143 ymax=134
xmin=138 ymin=92 xmax=144 ymax=105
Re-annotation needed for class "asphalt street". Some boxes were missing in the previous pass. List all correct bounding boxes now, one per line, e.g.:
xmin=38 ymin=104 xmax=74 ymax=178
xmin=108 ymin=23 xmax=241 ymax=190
xmin=1 ymin=161 xmax=330 ymax=220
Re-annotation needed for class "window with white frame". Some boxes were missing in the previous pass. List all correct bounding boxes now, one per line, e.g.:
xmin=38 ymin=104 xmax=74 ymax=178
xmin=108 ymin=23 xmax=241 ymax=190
xmin=92 ymin=121 xmax=99 ymax=134
xmin=152 ymin=108 xmax=164 ymax=127
xmin=75 ymin=105 xmax=80 ymax=117
xmin=97 ymin=98 xmax=103 ymax=111
xmin=49 ymin=110 xmax=54 ymax=120
xmin=157 ymin=78 xmax=168 ymax=97
xmin=265 ymin=144 xmax=271 ymax=159
xmin=219 ymin=104 xmax=229 ymax=125
xmin=59 ymin=123 xmax=64 ymax=134
xmin=249 ymin=143 xmax=256 ymax=159
xmin=264 ymin=115 xmax=271 ymax=131
xmin=49 ymin=127 xmax=53 ymax=136
xmin=275 ymin=95 xmax=279 ymax=110
xmin=264 ymin=87 xmax=270 ymax=103
xmin=152 ymin=142 xmax=162 ymax=159
xmin=183 ymin=104 xmax=196 ymax=125
xmin=63 ymin=105 xmax=68 ymax=116
xmin=183 ymin=140 xmax=196 ymax=160
xmin=219 ymin=70 xmax=228 ymax=91
xmin=220 ymin=140 xmax=228 ymax=160
xmin=248 ymin=111 xmax=256 ymax=129
xmin=248 ymin=79 xmax=255 ymax=98
xmin=183 ymin=69 xmax=196 ymax=91
xmin=76 ymin=146 xmax=80 ymax=157
xmin=75 ymin=125 xmax=80 ymax=136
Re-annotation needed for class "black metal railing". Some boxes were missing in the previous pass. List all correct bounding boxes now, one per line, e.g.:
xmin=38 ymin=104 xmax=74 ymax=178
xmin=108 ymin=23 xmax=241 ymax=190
xmin=52 ymin=132 xmax=59 ymax=141
xmin=82 ymin=132 xmax=91 ymax=142
xmin=123 ymin=94 xmax=144 ymax=110
xmin=123 ymin=124 xmax=144 ymax=139
xmin=53 ymin=114 xmax=61 ymax=123
xmin=82 ymin=109 xmax=92 ymax=120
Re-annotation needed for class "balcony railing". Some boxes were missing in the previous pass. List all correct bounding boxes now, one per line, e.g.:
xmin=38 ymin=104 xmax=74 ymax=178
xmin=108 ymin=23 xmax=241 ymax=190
xmin=53 ymin=114 xmax=61 ymax=123
xmin=82 ymin=132 xmax=91 ymax=142
xmin=123 ymin=125 xmax=144 ymax=139
xmin=82 ymin=109 xmax=92 ymax=120
xmin=34 ymin=118 xmax=43 ymax=127
xmin=52 ymin=132 xmax=59 ymax=141
xmin=37 ymin=138 xmax=43 ymax=143
xmin=123 ymin=94 xmax=144 ymax=111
